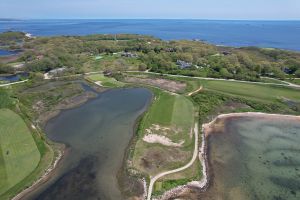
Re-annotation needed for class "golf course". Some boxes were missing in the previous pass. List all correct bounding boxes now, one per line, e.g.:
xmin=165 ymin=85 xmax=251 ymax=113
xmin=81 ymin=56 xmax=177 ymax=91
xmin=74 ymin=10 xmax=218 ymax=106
xmin=0 ymin=109 xmax=40 ymax=196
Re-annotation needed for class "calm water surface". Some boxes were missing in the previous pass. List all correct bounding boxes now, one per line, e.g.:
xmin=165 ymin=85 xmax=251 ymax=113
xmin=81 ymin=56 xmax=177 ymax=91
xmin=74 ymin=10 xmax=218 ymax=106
xmin=203 ymin=116 xmax=300 ymax=200
xmin=1 ymin=19 xmax=300 ymax=51
xmin=0 ymin=49 xmax=20 ymax=56
xmin=27 ymin=88 xmax=152 ymax=200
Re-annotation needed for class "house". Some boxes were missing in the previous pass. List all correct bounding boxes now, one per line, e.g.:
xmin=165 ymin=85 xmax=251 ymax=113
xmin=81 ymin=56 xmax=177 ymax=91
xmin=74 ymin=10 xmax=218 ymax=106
xmin=222 ymin=51 xmax=231 ymax=56
xmin=48 ymin=67 xmax=67 ymax=76
xmin=103 ymin=70 xmax=113 ymax=77
xmin=283 ymin=67 xmax=293 ymax=74
xmin=177 ymin=60 xmax=192 ymax=69
xmin=121 ymin=52 xmax=138 ymax=58
xmin=165 ymin=48 xmax=176 ymax=52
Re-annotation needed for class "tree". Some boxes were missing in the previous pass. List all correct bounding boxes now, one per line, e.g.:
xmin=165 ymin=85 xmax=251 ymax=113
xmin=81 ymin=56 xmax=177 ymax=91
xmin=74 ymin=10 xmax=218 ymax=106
xmin=138 ymin=63 xmax=147 ymax=71
xmin=295 ymin=69 xmax=300 ymax=78
xmin=219 ymin=68 xmax=232 ymax=79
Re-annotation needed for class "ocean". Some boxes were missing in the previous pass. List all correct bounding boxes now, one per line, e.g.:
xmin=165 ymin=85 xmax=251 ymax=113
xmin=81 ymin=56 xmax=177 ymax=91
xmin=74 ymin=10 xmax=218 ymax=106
xmin=1 ymin=19 xmax=300 ymax=51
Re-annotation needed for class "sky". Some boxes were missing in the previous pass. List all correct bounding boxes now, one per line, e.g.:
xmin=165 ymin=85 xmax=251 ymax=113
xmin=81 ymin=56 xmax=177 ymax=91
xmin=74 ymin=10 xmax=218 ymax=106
xmin=1 ymin=0 xmax=300 ymax=20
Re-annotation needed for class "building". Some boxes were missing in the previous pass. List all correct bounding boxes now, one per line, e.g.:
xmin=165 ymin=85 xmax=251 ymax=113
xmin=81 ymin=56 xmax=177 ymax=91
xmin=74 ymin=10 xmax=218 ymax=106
xmin=48 ymin=67 xmax=67 ymax=76
xmin=177 ymin=60 xmax=192 ymax=69
xmin=121 ymin=52 xmax=138 ymax=58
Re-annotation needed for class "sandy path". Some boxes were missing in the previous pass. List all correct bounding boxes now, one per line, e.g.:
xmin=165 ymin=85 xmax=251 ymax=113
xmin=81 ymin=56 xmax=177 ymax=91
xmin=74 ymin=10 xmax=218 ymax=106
xmin=0 ymin=79 xmax=28 ymax=87
xmin=126 ymin=71 xmax=300 ymax=89
xmin=187 ymin=86 xmax=203 ymax=96
xmin=146 ymin=123 xmax=199 ymax=200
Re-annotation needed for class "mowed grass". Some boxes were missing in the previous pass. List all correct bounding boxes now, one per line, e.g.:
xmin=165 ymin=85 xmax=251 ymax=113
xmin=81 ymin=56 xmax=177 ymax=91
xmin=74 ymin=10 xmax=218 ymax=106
xmin=132 ymin=89 xmax=195 ymax=176
xmin=86 ymin=74 xmax=125 ymax=88
xmin=0 ymin=109 xmax=40 ymax=196
xmin=142 ymin=90 xmax=194 ymax=142
xmin=200 ymin=80 xmax=300 ymax=102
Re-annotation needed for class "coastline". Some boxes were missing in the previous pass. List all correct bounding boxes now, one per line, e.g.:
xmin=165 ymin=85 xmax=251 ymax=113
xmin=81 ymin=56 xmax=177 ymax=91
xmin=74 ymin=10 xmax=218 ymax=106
xmin=117 ymin=88 xmax=154 ymax=200
xmin=157 ymin=112 xmax=300 ymax=200
xmin=12 ymin=147 xmax=65 ymax=200
xmin=11 ymin=85 xmax=99 ymax=200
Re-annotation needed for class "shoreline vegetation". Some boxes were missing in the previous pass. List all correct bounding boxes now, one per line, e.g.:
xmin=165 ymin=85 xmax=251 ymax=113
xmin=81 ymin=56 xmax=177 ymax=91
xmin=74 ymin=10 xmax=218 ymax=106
xmin=3 ymin=80 xmax=99 ymax=200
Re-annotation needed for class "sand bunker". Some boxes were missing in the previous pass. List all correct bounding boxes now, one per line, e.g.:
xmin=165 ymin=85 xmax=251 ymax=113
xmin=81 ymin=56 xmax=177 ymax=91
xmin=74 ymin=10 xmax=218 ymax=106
xmin=125 ymin=77 xmax=186 ymax=93
xmin=143 ymin=134 xmax=184 ymax=147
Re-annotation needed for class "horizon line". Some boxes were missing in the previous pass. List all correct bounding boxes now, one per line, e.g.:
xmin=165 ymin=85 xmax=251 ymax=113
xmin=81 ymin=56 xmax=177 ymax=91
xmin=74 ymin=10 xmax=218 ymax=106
xmin=1 ymin=18 xmax=300 ymax=21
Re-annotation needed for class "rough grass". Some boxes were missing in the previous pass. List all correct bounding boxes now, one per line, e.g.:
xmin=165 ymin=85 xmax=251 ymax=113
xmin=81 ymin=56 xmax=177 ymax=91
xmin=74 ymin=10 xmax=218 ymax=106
xmin=86 ymin=74 xmax=125 ymax=87
xmin=200 ymin=80 xmax=300 ymax=102
xmin=0 ymin=109 xmax=40 ymax=196
xmin=285 ymin=78 xmax=300 ymax=85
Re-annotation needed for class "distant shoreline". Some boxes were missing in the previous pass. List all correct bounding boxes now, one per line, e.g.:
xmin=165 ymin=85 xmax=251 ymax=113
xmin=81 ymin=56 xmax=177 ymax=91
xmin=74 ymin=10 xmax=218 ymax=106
xmin=1 ymin=19 xmax=300 ymax=51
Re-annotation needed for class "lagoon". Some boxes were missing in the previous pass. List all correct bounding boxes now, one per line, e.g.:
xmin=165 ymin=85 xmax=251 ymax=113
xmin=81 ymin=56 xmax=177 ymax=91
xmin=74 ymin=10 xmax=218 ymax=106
xmin=0 ymin=49 xmax=20 ymax=57
xmin=25 ymin=88 xmax=152 ymax=200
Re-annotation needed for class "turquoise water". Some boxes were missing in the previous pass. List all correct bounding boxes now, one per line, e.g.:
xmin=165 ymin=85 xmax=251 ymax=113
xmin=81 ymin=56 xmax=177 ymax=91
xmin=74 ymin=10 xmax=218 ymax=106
xmin=204 ymin=116 xmax=300 ymax=200
xmin=24 ymin=88 xmax=152 ymax=200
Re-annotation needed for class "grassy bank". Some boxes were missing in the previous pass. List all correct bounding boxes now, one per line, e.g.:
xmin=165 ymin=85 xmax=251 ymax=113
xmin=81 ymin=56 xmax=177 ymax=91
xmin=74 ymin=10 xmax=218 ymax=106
xmin=132 ymin=88 xmax=195 ymax=176
xmin=0 ymin=79 xmax=98 ymax=200
xmin=0 ymin=109 xmax=40 ymax=196
xmin=0 ymin=88 xmax=54 ymax=200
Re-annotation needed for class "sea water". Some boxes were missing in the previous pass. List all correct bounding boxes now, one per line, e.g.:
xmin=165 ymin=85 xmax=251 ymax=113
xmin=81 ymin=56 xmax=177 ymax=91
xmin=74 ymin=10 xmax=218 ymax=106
xmin=203 ymin=116 xmax=300 ymax=200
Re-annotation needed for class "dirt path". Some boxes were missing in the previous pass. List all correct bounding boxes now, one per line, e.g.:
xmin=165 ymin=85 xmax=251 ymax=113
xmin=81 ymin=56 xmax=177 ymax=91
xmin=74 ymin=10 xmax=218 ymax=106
xmin=146 ymin=123 xmax=199 ymax=200
xmin=187 ymin=86 xmax=203 ymax=96
xmin=0 ymin=79 xmax=28 ymax=87
xmin=126 ymin=71 xmax=300 ymax=89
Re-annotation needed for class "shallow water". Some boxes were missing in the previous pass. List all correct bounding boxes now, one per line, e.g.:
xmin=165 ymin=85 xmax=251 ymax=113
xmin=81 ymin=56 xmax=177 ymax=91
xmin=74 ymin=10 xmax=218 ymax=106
xmin=203 ymin=116 xmax=300 ymax=200
xmin=26 ymin=88 xmax=152 ymax=200
xmin=0 ymin=49 xmax=20 ymax=56
xmin=0 ymin=72 xmax=28 ymax=82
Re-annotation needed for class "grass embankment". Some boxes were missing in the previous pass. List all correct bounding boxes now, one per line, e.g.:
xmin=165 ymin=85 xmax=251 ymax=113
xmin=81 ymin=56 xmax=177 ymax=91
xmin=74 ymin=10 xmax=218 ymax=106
xmin=86 ymin=74 xmax=125 ymax=88
xmin=0 ymin=88 xmax=54 ymax=200
xmin=130 ymin=87 xmax=196 ymax=195
xmin=0 ymin=109 xmax=40 ymax=196
xmin=200 ymin=80 xmax=300 ymax=103
xmin=0 ymin=81 xmax=91 ymax=200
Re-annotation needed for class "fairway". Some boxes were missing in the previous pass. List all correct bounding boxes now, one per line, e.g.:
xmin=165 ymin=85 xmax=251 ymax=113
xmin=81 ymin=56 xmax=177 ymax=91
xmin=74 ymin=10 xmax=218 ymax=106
xmin=201 ymin=80 xmax=300 ymax=102
xmin=132 ymin=90 xmax=195 ymax=176
xmin=86 ymin=74 xmax=125 ymax=87
xmin=0 ymin=109 xmax=40 ymax=196
xmin=143 ymin=91 xmax=194 ymax=142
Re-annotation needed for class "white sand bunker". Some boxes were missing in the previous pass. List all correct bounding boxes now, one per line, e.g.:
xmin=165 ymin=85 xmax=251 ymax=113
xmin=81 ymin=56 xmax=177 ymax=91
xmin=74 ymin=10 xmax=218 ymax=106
xmin=143 ymin=134 xmax=184 ymax=147
xmin=95 ymin=81 xmax=102 ymax=86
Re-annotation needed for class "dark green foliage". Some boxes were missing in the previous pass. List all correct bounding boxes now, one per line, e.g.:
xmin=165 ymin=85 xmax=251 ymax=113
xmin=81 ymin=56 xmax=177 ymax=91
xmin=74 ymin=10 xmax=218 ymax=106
xmin=0 ymin=31 xmax=25 ymax=46
xmin=0 ymin=88 xmax=15 ymax=109
xmin=192 ymin=90 xmax=296 ymax=124
xmin=2 ymin=32 xmax=300 ymax=81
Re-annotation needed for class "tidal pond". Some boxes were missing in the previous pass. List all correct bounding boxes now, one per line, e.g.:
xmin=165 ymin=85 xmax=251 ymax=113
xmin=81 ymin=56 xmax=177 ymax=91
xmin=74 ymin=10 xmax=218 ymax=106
xmin=202 ymin=116 xmax=300 ymax=200
xmin=26 ymin=88 xmax=152 ymax=200
xmin=0 ymin=49 xmax=21 ymax=56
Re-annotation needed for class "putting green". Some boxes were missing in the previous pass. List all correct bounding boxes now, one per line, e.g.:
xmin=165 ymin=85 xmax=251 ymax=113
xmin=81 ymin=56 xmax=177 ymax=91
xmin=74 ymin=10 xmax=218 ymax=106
xmin=0 ymin=109 xmax=40 ymax=195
